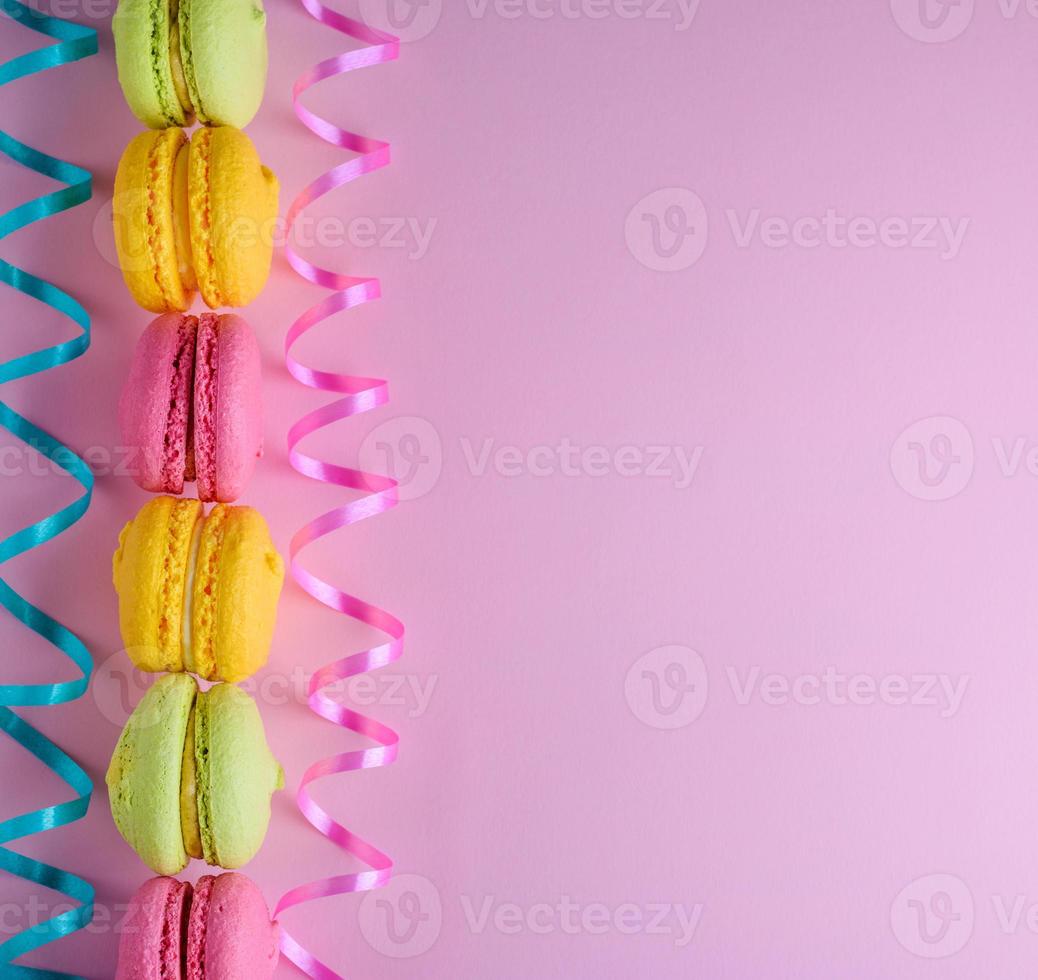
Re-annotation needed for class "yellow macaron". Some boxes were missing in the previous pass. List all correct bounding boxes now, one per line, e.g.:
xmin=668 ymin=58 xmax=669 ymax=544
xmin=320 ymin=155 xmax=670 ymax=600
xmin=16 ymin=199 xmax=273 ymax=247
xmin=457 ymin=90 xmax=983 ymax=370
xmin=113 ymin=496 xmax=284 ymax=682
xmin=113 ymin=127 xmax=278 ymax=313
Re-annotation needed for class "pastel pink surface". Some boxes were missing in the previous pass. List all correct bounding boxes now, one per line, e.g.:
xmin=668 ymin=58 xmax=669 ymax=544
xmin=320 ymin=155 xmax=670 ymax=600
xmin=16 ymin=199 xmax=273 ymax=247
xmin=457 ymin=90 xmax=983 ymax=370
xmin=186 ymin=874 xmax=279 ymax=980
xmin=114 ymin=877 xmax=189 ymax=980
xmin=7 ymin=2 xmax=1038 ymax=979
xmin=195 ymin=314 xmax=263 ymax=503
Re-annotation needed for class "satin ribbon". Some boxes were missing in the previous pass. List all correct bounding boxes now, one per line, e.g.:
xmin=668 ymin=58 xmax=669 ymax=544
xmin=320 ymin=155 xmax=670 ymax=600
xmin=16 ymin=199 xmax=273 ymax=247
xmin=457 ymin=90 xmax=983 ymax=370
xmin=0 ymin=2 xmax=96 ymax=977
xmin=275 ymin=7 xmax=403 ymax=980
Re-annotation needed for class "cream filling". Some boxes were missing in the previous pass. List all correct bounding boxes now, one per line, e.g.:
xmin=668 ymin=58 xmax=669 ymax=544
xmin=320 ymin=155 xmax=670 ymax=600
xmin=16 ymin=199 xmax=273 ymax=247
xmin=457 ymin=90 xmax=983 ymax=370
xmin=181 ymin=517 xmax=204 ymax=672
xmin=167 ymin=0 xmax=195 ymax=117
xmin=171 ymin=141 xmax=196 ymax=295
xmin=179 ymin=701 xmax=203 ymax=859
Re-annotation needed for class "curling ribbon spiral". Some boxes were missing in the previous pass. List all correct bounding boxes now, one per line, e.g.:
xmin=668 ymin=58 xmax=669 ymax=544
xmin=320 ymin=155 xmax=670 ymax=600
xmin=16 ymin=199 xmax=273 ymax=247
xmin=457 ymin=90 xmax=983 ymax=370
xmin=275 ymin=6 xmax=403 ymax=978
xmin=0 ymin=1 xmax=97 ymax=978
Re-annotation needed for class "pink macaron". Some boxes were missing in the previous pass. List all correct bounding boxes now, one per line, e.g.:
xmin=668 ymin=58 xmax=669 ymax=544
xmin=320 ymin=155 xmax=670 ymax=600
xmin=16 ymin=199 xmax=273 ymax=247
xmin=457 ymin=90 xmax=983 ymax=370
xmin=116 ymin=873 xmax=279 ymax=979
xmin=120 ymin=313 xmax=263 ymax=502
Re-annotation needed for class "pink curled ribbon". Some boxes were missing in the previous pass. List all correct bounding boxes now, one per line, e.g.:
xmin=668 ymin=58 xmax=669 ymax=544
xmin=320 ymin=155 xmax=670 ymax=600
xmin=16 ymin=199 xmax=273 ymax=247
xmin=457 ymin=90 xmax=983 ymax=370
xmin=275 ymin=7 xmax=402 ymax=979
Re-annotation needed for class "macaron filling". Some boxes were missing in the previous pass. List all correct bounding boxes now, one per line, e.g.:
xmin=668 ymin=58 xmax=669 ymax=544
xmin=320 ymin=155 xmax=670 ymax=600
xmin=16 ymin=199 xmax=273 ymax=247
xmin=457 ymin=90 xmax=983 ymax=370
xmin=193 ymin=314 xmax=219 ymax=501
xmin=171 ymin=143 xmax=196 ymax=296
xmin=178 ymin=690 xmax=215 ymax=865
xmin=159 ymin=499 xmax=203 ymax=670
xmin=147 ymin=0 xmax=181 ymax=127
xmin=143 ymin=129 xmax=189 ymax=312
xmin=189 ymin=128 xmax=222 ymax=308
xmin=181 ymin=514 xmax=204 ymax=671
xmin=191 ymin=505 xmax=229 ymax=682
xmin=157 ymin=879 xmax=191 ymax=980
xmin=192 ymin=688 xmax=216 ymax=865
xmin=160 ymin=315 xmax=196 ymax=494
xmin=185 ymin=875 xmax=214 ymax=979
xmin=180 ymin=700 xmax=204 ymax=860
xmin=176 ymin=0 xmax=209 ymax=126
xmin=167 ymin=0 xmax=193 ymax=117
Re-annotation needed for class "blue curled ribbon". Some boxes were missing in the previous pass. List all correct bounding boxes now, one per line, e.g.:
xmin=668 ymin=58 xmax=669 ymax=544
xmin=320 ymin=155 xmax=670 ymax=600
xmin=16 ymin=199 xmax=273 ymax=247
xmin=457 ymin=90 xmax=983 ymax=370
xmin=0 ymin=1 xmax=97 ymax=977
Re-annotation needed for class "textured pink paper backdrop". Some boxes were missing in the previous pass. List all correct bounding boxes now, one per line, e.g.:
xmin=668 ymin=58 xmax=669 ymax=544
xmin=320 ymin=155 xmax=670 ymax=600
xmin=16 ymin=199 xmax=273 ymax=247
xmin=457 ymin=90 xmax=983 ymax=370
xmin=2 ymin=0 xmax=1037 ymax=976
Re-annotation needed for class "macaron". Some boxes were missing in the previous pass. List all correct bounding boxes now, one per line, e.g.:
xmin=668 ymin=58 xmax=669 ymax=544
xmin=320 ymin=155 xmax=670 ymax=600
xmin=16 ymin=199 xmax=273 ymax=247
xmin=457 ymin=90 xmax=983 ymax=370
xmin=107 ymin=673 xmax=284 ymax=875
xmin=120 ymin=313 xmax=263 ymax=502
xmin=113 ymin=0 xmax=268 ymax=129
xmin=116 ymin=873 xmax=279 ymax=979
xmin=113 ymin=496 xmax=284 ymax=682
xmin=113 ymin=126 xmax=278 ymax=313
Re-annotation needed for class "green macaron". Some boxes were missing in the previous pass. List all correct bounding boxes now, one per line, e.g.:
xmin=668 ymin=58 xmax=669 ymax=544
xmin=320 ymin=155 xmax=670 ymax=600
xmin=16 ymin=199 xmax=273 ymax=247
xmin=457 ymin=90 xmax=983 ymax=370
xmin=112 ymin=0 xmax=268 ymax=129
xmin=107 ymin=673 xmax=283 ymax=876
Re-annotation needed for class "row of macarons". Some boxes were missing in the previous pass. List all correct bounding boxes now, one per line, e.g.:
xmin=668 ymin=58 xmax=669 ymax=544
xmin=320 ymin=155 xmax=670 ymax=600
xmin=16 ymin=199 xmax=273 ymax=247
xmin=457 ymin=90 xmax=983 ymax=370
xmin=109 ymin=1 xmax=284 ymax=976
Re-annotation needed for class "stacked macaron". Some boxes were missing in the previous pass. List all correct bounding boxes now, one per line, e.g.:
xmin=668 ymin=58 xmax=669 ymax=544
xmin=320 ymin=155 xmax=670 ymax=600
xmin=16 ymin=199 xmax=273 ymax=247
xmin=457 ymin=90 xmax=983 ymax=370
xmin=105 ymin=1 xmax=283 ymax=972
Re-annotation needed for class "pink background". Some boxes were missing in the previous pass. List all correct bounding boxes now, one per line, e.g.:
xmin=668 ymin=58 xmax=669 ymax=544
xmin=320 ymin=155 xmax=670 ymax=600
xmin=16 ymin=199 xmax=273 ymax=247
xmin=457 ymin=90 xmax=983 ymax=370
xmin=2 ymin=0 xmax=1037 ymax=976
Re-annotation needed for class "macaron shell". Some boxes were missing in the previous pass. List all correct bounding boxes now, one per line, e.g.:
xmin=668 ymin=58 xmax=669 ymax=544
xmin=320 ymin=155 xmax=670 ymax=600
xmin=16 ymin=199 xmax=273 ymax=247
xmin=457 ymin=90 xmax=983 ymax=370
xmin=115 ymin=877 xmax=191 ymax=980
xmin=186 ymin=874 xmax=279 ymax=980
xmin=202 ymin=314 xmax=262 ymax=502
xmin=106 ymin=674 xmax=198 ymax=876
xmin=113 ymin=496 xmax=203 ymax=673
xmin=188 ymin=127 xmax=278 ymax=309
xmin=180 ymin=0 xmax=268 ymax=128
xmin=114 ymin=129 xmax=194 ymax=313
xmin=113 ymin=0 xmax=190 ymax=128
xmin=196 ymin=684 xmax=284 ymax=868
xmin=119 ymin=314 xmax=196 ymax=495
xmin=191 ymin=505 xmax=283 ymax=683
